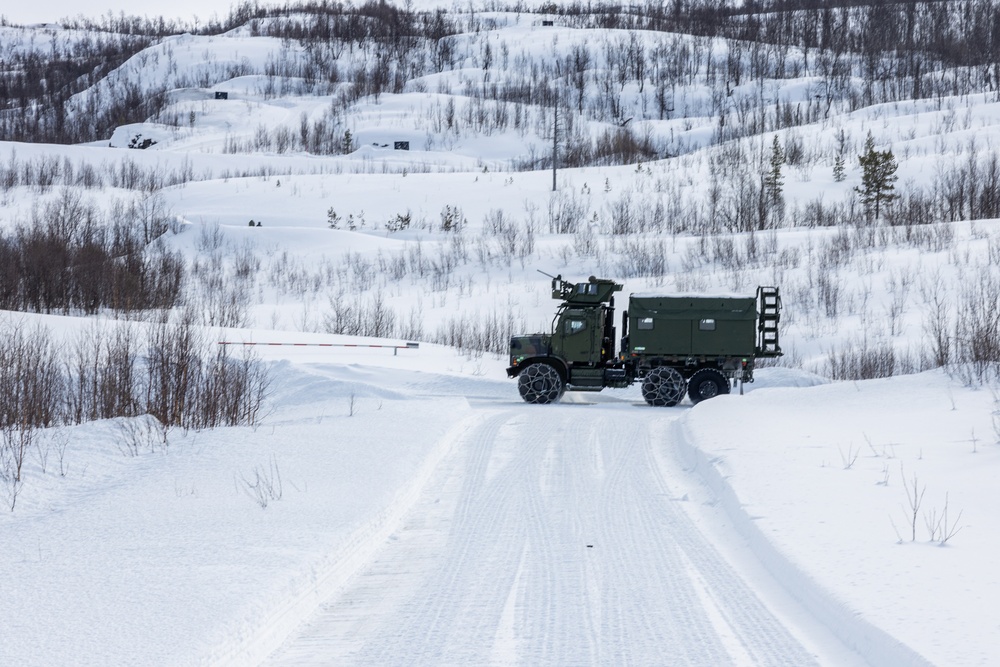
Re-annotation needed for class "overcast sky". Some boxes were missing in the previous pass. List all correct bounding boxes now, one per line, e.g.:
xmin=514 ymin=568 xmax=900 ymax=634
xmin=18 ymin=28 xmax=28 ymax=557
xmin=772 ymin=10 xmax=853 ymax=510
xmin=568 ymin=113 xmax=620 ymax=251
xmin=2 ymin=1 xmax=244 ymax=26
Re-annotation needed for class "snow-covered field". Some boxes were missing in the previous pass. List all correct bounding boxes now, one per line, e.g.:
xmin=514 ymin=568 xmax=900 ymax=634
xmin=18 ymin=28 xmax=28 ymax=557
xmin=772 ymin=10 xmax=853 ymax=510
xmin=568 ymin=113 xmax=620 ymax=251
xmin=2 ymin=3 xmax=999 ymax=665
xmin=3 ymin=336 xmax=992 ymax=666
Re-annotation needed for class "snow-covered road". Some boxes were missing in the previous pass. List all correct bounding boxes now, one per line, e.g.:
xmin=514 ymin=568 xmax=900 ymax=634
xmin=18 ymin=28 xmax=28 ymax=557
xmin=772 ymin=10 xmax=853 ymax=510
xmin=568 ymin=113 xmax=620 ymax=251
xmin=263 ymin=402 xmax=837 ymax=666
xmin=4 ymin=342 xmax=970 ymax=666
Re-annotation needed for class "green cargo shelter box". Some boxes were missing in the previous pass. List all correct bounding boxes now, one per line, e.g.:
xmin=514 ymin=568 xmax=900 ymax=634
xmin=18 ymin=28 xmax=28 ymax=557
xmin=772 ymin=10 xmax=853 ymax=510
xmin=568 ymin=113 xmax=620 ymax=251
xmin=626 ymin=294 xmax=758 ymax=358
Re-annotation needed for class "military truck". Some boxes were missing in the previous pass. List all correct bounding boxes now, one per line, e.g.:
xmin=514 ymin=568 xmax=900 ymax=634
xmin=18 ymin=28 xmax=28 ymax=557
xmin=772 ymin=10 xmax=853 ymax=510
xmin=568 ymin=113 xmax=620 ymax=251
xmin=507 ymin=275 xmax=781 ymax=406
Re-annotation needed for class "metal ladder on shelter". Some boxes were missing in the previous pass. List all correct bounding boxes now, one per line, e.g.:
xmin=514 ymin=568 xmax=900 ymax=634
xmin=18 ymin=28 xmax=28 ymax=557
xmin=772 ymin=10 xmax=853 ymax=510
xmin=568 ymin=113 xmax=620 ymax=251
xmin=756 ymin=286 xmax=782 ymax=357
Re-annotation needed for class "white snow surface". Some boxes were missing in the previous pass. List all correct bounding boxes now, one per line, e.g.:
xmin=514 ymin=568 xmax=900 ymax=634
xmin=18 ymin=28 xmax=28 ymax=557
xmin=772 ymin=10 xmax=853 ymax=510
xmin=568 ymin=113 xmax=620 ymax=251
xmin=1 ymin=5 xmax=999 ymax=666
xmin=0 ymin=329 xmax=991 ymax=666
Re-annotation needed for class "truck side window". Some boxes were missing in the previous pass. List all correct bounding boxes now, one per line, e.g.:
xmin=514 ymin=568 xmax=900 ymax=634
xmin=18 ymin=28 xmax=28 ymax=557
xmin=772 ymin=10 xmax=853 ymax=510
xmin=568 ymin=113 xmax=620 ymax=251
xmin=638 ymin=317 xmax=654 ymax=330
xmin=699 ymin=318 xmax=716 ymax=331
xmin=565 ymin=319 xmax=586 ymax=335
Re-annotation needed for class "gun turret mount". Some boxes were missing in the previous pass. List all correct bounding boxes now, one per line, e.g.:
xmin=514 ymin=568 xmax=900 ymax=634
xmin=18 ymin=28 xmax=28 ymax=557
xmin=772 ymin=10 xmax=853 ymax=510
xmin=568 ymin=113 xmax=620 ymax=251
xmin=550 ymin=275 xmax=622 ymax=305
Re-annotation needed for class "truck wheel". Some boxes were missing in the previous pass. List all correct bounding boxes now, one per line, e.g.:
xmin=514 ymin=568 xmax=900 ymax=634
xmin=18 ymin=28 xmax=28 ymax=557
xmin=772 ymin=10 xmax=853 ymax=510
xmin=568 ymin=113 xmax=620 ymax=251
xmin=641 ymin=367 xmax=686 ymax=407
xmin=687 ymin=369 xmax=730 ymax=404
xmin=517 ymin=363 xmax=564 ymax=404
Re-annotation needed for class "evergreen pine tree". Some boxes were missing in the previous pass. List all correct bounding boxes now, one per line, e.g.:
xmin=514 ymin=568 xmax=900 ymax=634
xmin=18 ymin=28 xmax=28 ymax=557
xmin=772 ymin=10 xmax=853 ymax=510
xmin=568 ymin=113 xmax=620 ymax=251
xmin=763 ymin=135 xmax=785 ymax=209
xmin=833 ymin=154 xmax=846 ymax=182
xmin=833 ymin=128 xmax=847 ymax=182
xmin=327 ymin=207 xmax=340 ymax=229
xmin=855 ymin=132 xmax=899 ymax=220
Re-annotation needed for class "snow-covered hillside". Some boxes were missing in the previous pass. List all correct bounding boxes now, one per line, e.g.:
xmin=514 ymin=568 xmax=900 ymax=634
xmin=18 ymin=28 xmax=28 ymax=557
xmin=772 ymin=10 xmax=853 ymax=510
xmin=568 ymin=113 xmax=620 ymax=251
xmin=2 ymin=1 xmax=1000 ymax=665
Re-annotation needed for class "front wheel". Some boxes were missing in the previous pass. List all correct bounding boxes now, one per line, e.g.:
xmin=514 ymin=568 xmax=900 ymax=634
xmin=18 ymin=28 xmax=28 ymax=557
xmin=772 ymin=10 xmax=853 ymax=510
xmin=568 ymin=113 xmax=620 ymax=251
xmin=517 ymin=363 xmax=564 ymax=404
xmin=641 ymin=367 xmax=686 ymax=407
xmin=687 ymin=368 xmax=730 ymax=404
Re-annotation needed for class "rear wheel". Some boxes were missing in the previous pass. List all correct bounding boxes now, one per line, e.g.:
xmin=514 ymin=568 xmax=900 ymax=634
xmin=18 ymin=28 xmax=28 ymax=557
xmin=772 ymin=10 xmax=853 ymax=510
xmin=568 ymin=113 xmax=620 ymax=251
xmin=517 ymin=363 xmax=564 ymax=404
xmin=687 ymin=368 xmax=730 ymax=404
xmin=641 ymin=367 xmax=686 ymax=407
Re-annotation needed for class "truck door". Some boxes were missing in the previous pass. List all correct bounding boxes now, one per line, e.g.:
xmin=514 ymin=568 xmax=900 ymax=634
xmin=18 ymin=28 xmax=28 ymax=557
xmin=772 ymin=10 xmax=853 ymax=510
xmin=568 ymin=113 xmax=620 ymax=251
xmin=556 ymin=309 xmax=600 ymax=365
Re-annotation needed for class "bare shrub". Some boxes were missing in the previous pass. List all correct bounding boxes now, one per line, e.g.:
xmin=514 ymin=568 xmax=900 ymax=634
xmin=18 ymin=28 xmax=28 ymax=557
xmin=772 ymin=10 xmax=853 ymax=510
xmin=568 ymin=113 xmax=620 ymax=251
xmin=145 ymin=312 xmax=202 ymax=428
xmin=894 ymin=465 xmax=925 ymax=543
xmin=233 ymin=242 xmax=261 ymax=280
xmin=116 ymin=415 xmax=169 ymax=457
xmin=924 ymin=493 xmax=964 ymax=545
xmin=838 ymin=442 xmax=859 ymax=470
xmin=886 ymin=268 xmax=913 ymax=336
xmin=238 ymin=455 xmax=283 ymax=509
xmin=826 ymin=337 xmax=900 ymax=380
xmin=615 ymin=239 xmax=668 ymax=280
xmin=799 ymin=197 xmax=848 ymax=227
xmin=198 ymin=345 xmax=271 ymax=428
xmin=483 ymin=209 xmax=517 ymax=264
xmin=816 ymin=271 xmax=842 ymax=319
xmin=607 ymin=193 xmax=637 ymax=235
xmin=115 ymin=191 xmax=176 ymax=244
xmin=197 ymin=222 xmax=225 ymax=253
xmin=1 ymin=422 xmax=34 ymax=483
xmin=52 ymin=429 xmax=70 ymax=477
xmin=573 ymin=217 xmax=599 ymax=256
xmin=818 ymin=228 xmax=855 ymax=268
xmin=0 ymin=318 xmax=62 ymax=429
xmin=192 ymin=265 xmax=252 ymax=328
xmin=919 ymin=273 xmax=951 ymax=369
xmin=323 ymin=292 xmax=399 ymax=338
xmin=144 ymin=312 xmax=271 ymax=430
xmin=67 ymin=322 xmax=141 ymax=424
xmin=952 ymin=270 xmax=1000 ymax=385
xmin=0 ymin=201 xmax=183 ymax=315
xmin=547 ymin=191 xmax=588 ymax=234
xmin=432 ymin=309 xmax=523 ymax=357
xmin=33 ymin=427 xmax=50 ymax=474
xmin=0 ymin=430 xmax=30 ymax=511
xmin=398 ymin=306 xmax=425 ymax=341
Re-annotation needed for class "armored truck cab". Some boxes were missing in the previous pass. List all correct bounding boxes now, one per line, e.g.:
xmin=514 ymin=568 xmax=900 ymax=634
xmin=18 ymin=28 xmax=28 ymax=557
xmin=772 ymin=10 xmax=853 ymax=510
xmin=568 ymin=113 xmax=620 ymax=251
xmin=508 ymin=275 xmax=781 ymax=406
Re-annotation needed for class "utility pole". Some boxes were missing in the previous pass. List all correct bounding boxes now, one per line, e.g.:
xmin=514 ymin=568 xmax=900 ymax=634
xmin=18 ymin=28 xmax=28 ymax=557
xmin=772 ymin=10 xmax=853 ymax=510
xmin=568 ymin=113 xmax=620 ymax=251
xmin=552 ymin=101 xmax=558 ymax=192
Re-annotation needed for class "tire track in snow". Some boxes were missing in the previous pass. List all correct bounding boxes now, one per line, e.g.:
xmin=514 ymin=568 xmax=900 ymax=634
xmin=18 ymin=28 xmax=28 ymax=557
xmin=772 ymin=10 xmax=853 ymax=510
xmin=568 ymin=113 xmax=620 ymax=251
xmin=514 ymin=412 xmax=592 ymax=665
xmin=264 ymin=409 xmax=531 ymax=666
xmin=624 ymin=420 xmax=818 ymax=666
xmin=263 ymin=403 xmax=831 ymax=666
xmin=593 ymin=419 xmax=733 ymax=665
xmin=399 ymin=411 xmax=538 ymax=665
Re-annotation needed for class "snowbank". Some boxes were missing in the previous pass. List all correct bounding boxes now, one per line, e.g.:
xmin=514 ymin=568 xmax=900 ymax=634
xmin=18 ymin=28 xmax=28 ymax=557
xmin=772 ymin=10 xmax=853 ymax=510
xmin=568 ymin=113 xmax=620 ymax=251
xmin=678 ymin=368 xmax=999 ymax=666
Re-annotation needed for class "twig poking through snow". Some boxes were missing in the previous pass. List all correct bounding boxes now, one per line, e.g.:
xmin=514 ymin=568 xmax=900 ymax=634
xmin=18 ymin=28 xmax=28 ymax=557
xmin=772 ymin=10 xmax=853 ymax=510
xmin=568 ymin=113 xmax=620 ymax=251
xmin=238 ymin=455 xmax=283 ymax=509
